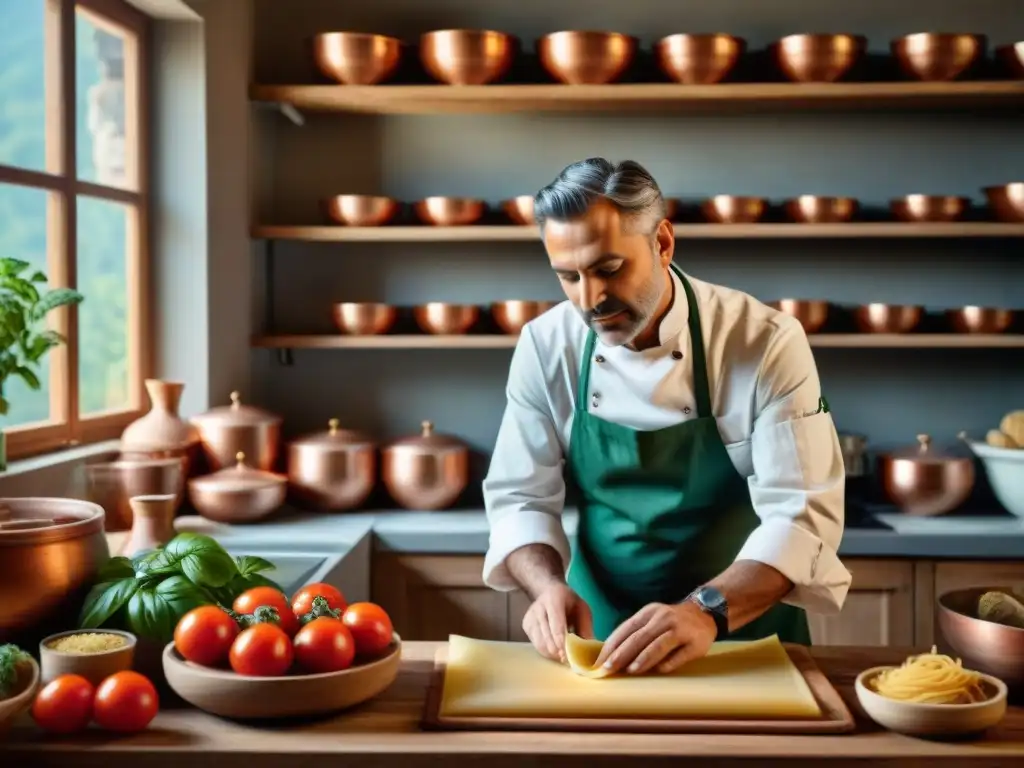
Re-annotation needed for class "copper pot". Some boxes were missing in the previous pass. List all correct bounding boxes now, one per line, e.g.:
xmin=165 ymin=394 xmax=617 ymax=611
xmin=419 ymin=29 xmax=515 ymax=85
xmin=323 ymin=195 xmax=398 ymax=227
xmin=413 ymin=197 xmax=485 ymax=226
xmin=332 ymin=302 xmax=397 ymax=335
xmin=877 ymin=434 xmax=976 ymax=516
xmin=381 ymin=421 xmax=469 ymax=510
xmin=0 ymin=498 xmax=110 ymax=646
xmin=503 ymin=196 xmax=535 ymax=225
xmin=537 ymin=31 xmax=637 ymax=85
xmin=947 ymin=306 xmax=1017 ymax=334
xmin=983 ymin=183 xmax=1024 ymax=223
xmin=890 ymin=195 xmax=968 ymax=223
xmin=287 ymin=418 xmax=377 ymax=511
xmin=774 ymin=34 xmax=866 ymax=83
xmin=854 ymin=303 xmax=923 ymax=333
xmin=767 ymin=299 xmax=829 ymax=334
xmin=892 ymin=33 xmax=985 ymax=81
xmin=188 ymin=451 xmax=287 ymax=524
xmin=996 ymin=42 xmax=1024 ymax=78
xmin=701 ymin=195 xmax=766 ymax=224
xmin=491 ymin=300 xmax=558 ymax=335
xmin=784 ymin=196 xmax=858 ymax=224
xmin=414 ymin=303 xmax=480 ymax=334
xmin=83 ymin=455 xmax=187 ymax=532
xmin=655 ymin=33 xmax=745 ymax=85
xmin=938 ymin=587 xmax=1024 ymax=693
xmin=312 ymin=32 xmax=402 ymax=85
xmin=189 ymin=391 xmax=282 ymax=471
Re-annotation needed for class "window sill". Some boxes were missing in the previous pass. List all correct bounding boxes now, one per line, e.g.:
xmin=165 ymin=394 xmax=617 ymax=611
xmin=0 ymin=440 xmax=121 ymax=495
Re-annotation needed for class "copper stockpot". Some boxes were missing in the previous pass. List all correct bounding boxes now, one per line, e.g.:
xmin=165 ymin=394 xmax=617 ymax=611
xmin=414 ymin=302 xmax=480 ymax=335
xmin=287 ymin=418 xmax=377 ymax=511
xmin=892 ymin=33 xmax=985 ymax=81
xmin=767 ymin=299 xmax=829 ymax=334
xmin=419 ymin=29 xmax=515 ymax=85
xmin=323 ymin=195 xmax=398 ymax=227
xmin=774 ymin=34 xmax=866 ymax=83
xmin=413 ymin=197 xmax=485 ymax=226
xmin=503 ymin=196 xmax=535 ymax=225
xmin=947 ymin=306 xmax=1017 ymax=334
xmin=784 ymin=196 xmax=858 ymax=224
xmin=983 ymin=183 xmax=1024 ymax=223
xmin=332 ymin=302 xmax=398 ymax=335
xmin=854 ymin=303 xmax=923 ymax=334
xmin=189 ymin=391 xmax=282 ymax=471
xmin=83 ymin=455 xmax=187 ymax=532
xmin=939 ymin=587 xmax=1024 ymax=693
xmin=877 ymin=434 xmax=976 ymax=516
xmin=996 ymin=42 xmax=1024 ymax=78
xmin=491 ymin=300 xmax=559 ymax=335
xmin=655 ymin=33 xmax=744 ymax=85
xmin=0 ymin=498 xmax=110 ymax=646
xmin=381 ymin=421 xmax=469 ymax=511
xmin=312 ymin=32 xmax=401 ymax=85
xmin=890 ymin=195 xmax=968 ymax=223
xmin=537 ymin=31 xmax=637 ymax=85
xmin=701 ymin=195 xmax=766 ymax=224
xmin=188 ymin=452 xmax=287 ymax=524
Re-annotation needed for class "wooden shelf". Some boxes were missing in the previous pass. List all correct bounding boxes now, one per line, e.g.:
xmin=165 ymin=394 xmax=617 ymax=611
xmin=252 ymin=334 xmax=1024 ymax=350
xmin=253 ymin=222 xmax=1024 ymax=242
xmin=250 ymin=81 xmax=1024 ymax=115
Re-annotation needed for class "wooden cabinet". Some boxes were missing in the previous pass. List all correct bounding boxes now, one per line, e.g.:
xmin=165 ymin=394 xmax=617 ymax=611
xmin=806 ymin=560 xmax=914 ymax=647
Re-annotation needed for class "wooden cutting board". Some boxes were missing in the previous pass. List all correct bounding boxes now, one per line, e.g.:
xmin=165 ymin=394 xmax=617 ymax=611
xmin=422 ymin=635 xmax=855 ymax=734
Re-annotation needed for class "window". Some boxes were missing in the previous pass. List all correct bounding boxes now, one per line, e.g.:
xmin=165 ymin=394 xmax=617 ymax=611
xmin=0 ymin=0 xmax=149 ymax=458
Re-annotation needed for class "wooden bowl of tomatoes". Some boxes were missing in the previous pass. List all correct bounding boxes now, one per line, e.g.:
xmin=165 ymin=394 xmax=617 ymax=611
xmin=162 ymin=583 xmax=402 ymax=720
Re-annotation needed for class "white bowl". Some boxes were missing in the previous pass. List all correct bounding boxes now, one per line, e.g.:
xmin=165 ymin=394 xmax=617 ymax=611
xmin=964 ymin=440 xmax=1024 ymax=518
xmin=856 ymin=665 xmax=1007 ymax=737
xmin=0 ymin=656 xmax=40 ymax=736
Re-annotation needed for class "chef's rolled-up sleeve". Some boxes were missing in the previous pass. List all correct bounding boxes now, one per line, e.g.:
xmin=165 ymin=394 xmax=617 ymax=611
xmin=482 ymin=326 xmax=571 ymax=592
xmin=735 ymin=318 xmax=852 ymax=614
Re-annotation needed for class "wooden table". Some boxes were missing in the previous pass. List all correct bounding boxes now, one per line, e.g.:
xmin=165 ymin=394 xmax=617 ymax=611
xmin=3 ymin=644 xmax=1023 ymax=767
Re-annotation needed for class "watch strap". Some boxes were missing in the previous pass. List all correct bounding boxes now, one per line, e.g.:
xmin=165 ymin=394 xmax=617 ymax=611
xmin=688 ymin=586 xmax=728 ymax=640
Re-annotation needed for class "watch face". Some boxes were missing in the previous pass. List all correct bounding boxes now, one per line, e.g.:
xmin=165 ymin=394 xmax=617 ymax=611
xmin=699 ymin=587 xmax=726 ymax=611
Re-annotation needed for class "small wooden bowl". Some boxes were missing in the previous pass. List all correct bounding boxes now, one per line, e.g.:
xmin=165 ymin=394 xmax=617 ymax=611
xmin=0 ymin=656 xmax=39 ymax=735
xmin=162 ymin=634 xmax=403 ymax=720
xmin=39 ymin=629 xmax=137 ymax=686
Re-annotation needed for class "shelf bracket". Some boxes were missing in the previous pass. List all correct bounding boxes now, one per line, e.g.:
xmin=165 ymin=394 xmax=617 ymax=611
xmin=252 ymin=99 xmax=305 ymax=127
xmin=262 ymin=238 xmax=294 ymax=367
xmin=276 ymin=348 xmax=294 ymax=366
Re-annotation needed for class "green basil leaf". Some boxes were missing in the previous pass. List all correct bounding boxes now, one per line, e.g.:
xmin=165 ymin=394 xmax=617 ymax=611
xmin=132 ymin=549 xmax=168 ymax=575
xmin=78 ymin=577 xmax=139 ymax=629
xmin=127 ymin=575 xmax=206 ymax=643
xmin=97 ymin=556 xmax=135 ymax=583
xmin=151 ymin=533 xmax=238 ymax=588
xmin=235 ymin=555 xmax=275 ymax=577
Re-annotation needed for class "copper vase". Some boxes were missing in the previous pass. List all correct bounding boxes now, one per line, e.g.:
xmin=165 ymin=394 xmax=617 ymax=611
xmin=120 ymin=494 xmax=177 ymax=558
xmin=120 ymin=379 xmax=200 ymax=471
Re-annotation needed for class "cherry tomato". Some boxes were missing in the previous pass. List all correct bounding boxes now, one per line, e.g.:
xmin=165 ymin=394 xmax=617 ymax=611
xmin=93 ymin=671 xmax=159 ymax=733
xmin=229 ymin=623 xmax=294 ymax=676
xmin=293 ymin=617 xmax=355 ymax=673
xmin=342 ymin=602 xmax=394 ymax=658
xmin=174 ymin=605 xmax=240 ymax=667
xmin=291 ymin=583 xmax=347 ymax=619
xmin=31 ymin=674 xmax=95 ymax=734
xmin=233 ymin=586 xmax=299 ymax=636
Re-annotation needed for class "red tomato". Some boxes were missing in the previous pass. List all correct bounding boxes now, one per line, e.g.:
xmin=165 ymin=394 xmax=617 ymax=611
xmin=342 ymin=602 xmax=394 ymax=657
xmin=291 ymin=583 xmax=347 ymax=619
xmin=233 ymin=586 xmax=299 ymax=636
xmin=93 ymin=671 xmax=159 ymax=733
xmin=229 ymin=623 xmax=294 ymax=677
xmin=293 ymin=617 xmax=355 ymax=673
xmin=31 ymin=674 xmax=95 ymax=734
xmin=174 ymin=605 xmax=240 ymax=667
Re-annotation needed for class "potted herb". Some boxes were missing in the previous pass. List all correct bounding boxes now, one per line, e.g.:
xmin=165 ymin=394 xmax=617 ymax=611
xmin=0 ymin=257 xmax=84 ymax=470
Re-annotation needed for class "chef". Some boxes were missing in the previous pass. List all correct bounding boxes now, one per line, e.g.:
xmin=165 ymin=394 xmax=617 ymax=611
xmin=482 ymin=158 xmax=851 ymax=677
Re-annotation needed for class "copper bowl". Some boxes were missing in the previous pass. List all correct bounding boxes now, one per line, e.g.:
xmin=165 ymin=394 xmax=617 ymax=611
xmin=947 ymin=306 xmax=1017 ymax=334
xmin=890 ymin=195 xmax=968 ymax=223
xmin=855 ymin=303 xmax=923 ymax=334
xmin=892 ymin=33 xmax=985 ymax=81
xmin=701 ymin=195 xmax=766 ymax=224
xmin=537 ymin=31 xmax=637 ymax=85
xmin=331 ymin=302 xmax=397 ymax=335
xmin=664 ymin=199 xmax=680 ymax=221
xmin=414 ymin=303 xmax=480 ymax=335
xmin=938 ymin=587 xmax=1024 ymax=692
xmin=491 ymin=300 xmax=558 ymax=334
xmin=877 ymin=434 xmax=976 ymax=517
xmin=767 ymin=299 xmax=829 ymax=334
xmin=784 ymin=196 xmax=858 ymax=224
xmin=414 ymin=197 xmax=485 ymax=226
xmin=323 ymin=195 xmax=398 ymax=227
xmin=983 ymin=183 xmax=1024 ymax=223
xmin=996 ymin=42 xmax=1024 ymax=78
xmin=83 ymin=455 xmax=187 ymax=532
xmin=420 ymin=29 xmax=515 ymax=85
xmin=503 ymin=196 xmax=535 ymax=225
xmin=313 ymin=32 xmax=402 ymax=85
xmin=774 ymin=34 xmax=866 ymax=83
xmin=655 ymin=34 xmax=745 ymax=85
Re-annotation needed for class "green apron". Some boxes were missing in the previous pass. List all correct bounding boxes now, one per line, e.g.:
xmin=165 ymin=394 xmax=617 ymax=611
xmin=565 ymin=266 xmax=811 ymax=645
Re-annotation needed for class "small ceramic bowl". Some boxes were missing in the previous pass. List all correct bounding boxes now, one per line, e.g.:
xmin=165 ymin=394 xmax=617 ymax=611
xmin=0 ymin=655 xmax=40 ymax=735
xmin=39 ymin=629 xmax=137 ymax=686
xmin=855 ymin=665 xmax=1008 ymax=737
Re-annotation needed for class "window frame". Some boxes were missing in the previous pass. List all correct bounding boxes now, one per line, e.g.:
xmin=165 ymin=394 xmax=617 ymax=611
xmin=0 ymin=0 xmax=152 ymax=460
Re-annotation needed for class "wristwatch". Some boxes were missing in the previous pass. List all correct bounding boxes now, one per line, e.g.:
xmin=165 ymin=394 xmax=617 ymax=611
xmin=686 ymin=585 xmax=728 ymax=640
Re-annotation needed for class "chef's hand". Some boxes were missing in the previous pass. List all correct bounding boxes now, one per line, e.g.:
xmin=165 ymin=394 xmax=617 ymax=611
xmin=594 ymin=601 xmax=716 ymax=675
xmin=522 ymin=583 xmax=594 ymax=662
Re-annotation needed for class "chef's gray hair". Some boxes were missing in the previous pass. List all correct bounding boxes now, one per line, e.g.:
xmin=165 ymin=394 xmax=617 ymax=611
xmin=533 ymin=158 xmax=667 ymax=236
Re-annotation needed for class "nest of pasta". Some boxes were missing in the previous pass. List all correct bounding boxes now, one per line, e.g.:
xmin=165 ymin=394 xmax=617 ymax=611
xmin=869 ymin=648 xmax=994 ymax=706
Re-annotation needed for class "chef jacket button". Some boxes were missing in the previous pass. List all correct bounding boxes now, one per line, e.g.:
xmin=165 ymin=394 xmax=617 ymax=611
xmin=591 ymin=398 xmax=599 ymax=409
xmin=671 ymin=350 xmax=683 ymax=360
xmin=595 ymin=354 xmax=605 ymax=363
xmin=592 ymin=391 xmax=601 ymax=399
xmin=683 ymin=406 xmax=691 ymax=415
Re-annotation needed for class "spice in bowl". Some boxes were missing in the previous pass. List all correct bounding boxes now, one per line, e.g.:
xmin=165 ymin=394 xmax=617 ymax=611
xmin=46 ymin=632 xmax=130 ymax=654
xmin=39 ymin=629 xmax=137 ymax=686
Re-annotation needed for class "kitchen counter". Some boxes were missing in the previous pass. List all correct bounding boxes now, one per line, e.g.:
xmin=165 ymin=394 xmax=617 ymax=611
xmin=3 ymin=643 xmax=1023 ymax=767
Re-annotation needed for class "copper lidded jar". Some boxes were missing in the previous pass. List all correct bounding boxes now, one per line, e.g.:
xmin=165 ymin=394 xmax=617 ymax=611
xmin=287 ymin=418 xmax=377 ymax=511
xmin=189 ymin=391 xmax=282 ymax=471
xmin=187 ymin=452 xmax=287 ymax=524
xmin=381 ymin=421 xmax=469 ymax=511
xmin=877 ymin=434 xmax=976 ymax=517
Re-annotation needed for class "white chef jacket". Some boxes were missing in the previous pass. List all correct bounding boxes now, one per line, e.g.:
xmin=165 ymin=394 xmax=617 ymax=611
xmin=482 ymin=268 xmax=852 ymax=615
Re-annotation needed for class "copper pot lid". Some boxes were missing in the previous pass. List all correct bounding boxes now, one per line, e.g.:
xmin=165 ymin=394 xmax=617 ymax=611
xmin=291 ymin=418 xmax=375 ymax=452
xmin=190 ymin=391 xmax=282 ymax=428
xmin=189 ymin=452 xmax=286 ymax=492
xmin=884 ymin=434 xmax=970 ymax=464
xmin=386 ymin=420 xmax=466 ymax=455
xmin=0 ymin=498 xmax=106 ymax=545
